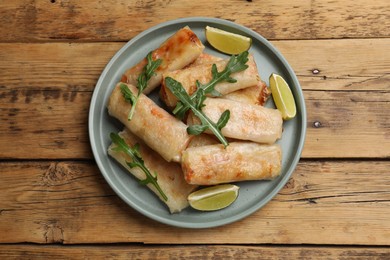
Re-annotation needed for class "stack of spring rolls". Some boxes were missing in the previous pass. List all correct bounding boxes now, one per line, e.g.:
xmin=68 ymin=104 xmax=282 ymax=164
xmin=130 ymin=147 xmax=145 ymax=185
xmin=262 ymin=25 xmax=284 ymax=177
xmin=107 ymin=26 xmax=282 ymax=213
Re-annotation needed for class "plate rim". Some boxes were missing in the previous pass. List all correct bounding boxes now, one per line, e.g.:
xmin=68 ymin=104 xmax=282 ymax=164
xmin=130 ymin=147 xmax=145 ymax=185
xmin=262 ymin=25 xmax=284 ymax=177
xmin=89 ymin=16 xmax=307 ymax=228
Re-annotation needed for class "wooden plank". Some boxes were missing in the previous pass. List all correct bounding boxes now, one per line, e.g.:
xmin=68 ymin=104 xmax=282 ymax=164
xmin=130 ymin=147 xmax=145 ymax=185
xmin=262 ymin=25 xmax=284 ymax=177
xmin=0 ymin=245 xmax=389 ymax=259
xmin=0 ymin=160 xmax=389 ymax=245
xmin=0 ymin=39 xmax=388 ymax=91
xmin=303 ymin=90 xmax=390 ymax=158
xmin=0 ymin=0 xmax=389 ymax=42
xmin=0 ymin=40 xmax=389 ymax=159
xmin=272 ymin=39 xmax=390 ymax=92
xmin=1 ymin=88 xmax=389 ymax=159
xmin=0 ymin=87 xmax=93 ymax=159
xmin=0 ymin=42 xmax=119 ymax=90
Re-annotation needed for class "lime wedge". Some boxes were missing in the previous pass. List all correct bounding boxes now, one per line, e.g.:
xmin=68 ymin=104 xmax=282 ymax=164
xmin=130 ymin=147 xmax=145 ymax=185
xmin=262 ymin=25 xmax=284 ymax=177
xmin=205 ymin=26 xmax=252 ymax=55
xmin=188 ymin=184 xmax=239 ymax=211
xmin=269 ymin=73 xmax=297 ymax=120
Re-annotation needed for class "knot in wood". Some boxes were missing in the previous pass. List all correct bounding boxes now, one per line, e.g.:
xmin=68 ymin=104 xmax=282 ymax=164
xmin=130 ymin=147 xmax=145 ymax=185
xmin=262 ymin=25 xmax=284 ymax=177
xmin=313 ymin=121 xmax=322 ymax=128
xmin=312 ymin=69 xmax=320 ymax=74
xmin=42 ymin=162 xmax=74 ymax=185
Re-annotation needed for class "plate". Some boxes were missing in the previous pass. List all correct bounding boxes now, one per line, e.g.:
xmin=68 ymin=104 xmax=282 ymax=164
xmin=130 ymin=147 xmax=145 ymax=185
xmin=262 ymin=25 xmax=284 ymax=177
xmin=89 ymin=17 xmax=306 ymax=228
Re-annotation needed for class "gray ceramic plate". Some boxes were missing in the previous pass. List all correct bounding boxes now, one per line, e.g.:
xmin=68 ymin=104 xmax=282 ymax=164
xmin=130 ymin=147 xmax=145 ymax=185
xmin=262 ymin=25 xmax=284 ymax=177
xmin=89 ymin=17 xmax=306 ymax=228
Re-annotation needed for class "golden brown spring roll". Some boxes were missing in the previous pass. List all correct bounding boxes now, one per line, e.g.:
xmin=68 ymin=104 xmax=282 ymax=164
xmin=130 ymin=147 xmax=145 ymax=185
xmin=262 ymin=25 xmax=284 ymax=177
xmin=160 ymin=55 xmax=260 ymax=108
xmin=107 ymin=82 xmax=192 ymax=162
xmin=187 ymin=134 xmax=219 ymax=148
xmin=186 ymin=52 xmax=223 ymax=68
xmin=121 ymin=26 xmax=204 ymax=94
xmin=223 ymin=80 xmax=271 ymax=106
xmin=108 ymin=129 xmax=197 ymax=213
xmin=182 ymin=142 xmax=282 ymax=185
xmin=187 ymin=98 xmax=283 ymax=144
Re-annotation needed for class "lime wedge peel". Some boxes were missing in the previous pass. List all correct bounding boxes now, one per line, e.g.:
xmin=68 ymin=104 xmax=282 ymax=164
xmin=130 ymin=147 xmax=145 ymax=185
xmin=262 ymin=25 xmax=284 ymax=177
xmin=205 ymin=26 xmax=252 ymax=55
xmin=269 ymin=73 xmax=297 ymax=120
xmin=188 ymin=184 xmax=240 ymax=211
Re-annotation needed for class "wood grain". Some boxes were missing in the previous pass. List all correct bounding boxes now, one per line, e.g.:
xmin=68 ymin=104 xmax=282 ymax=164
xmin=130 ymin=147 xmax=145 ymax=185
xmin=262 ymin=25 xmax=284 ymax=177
xmin=1 ymin=88 xmax=389 ymax=159
xmin=0 ymin=87 xmax=93 ymax=159
xmin=1 ymin=39 xmax=389 ymax=91
xmin=0 ymin=160 xmax=389 ymax=245
xmin=272 ymin=39 xmax=390 ymax=92
xmin=0 ymin=40 xmax=389 ymax=159
xmin=0 ymin=0 xmax=389 ymax=42
xmin=304 ymin=90 xmax=390 ymax=158
xmin=0 ymin=42 xmax=118 ymax=90
xmin=1 ymin=0 xmax=389 ymax=255
xmin=0 ymin=245 xmax=389 ymax=259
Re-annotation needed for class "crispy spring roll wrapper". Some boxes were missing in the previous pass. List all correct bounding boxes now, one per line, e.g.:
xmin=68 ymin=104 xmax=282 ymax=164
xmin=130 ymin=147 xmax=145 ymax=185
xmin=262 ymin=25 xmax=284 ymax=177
xmin=108 ymin=129 xmax=197 ymax=213
xmin=187 ymin=98 xmax=283 ymax=144
xmin=182 ymin=142 xmax=282 ymax=185
xmin=186 ymin=52 xmax=223 ymax=68
xmin=187 ymin=134 xmax=219 ymax=148
xmin=223 ymin=80 xmax=271 ymax=106
xmin=187 ymin=134 xmax=246 ymax=148
xmin=107 ymin=83 xmax=192 ymax=162
xmin=160 ymin=55 xmax=260 ymax=108
xmin=121 ymin=26 xmax=204 ymax=94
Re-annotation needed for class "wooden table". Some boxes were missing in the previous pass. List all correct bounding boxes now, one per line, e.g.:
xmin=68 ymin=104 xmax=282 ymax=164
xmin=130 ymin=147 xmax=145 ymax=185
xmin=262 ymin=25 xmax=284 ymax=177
xmin=1 ymin=1 xmax=389 ymax=259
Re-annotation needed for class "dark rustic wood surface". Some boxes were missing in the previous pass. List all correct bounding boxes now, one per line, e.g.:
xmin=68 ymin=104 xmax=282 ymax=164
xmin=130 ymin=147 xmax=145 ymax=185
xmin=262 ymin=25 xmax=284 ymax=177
xmin=0 ymin=0 xmax=389 ymax=259
xmin=0 ymin=161 xmax=389 ymax=245
xmin=1 ymin=245 xmax=389 ymax=259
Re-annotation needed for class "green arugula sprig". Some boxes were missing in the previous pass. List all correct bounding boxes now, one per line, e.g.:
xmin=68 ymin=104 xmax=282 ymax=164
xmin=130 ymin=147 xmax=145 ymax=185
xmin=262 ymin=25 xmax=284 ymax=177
xmin=110 ymin=132 xmax=168 ymax=201
xmin=165 ymin=77 xmax=230 ymax=147
xmin=172 ymin=51 xmax=249 ymax=119
xmin=121 ymin=52 xmax=162 ymax=120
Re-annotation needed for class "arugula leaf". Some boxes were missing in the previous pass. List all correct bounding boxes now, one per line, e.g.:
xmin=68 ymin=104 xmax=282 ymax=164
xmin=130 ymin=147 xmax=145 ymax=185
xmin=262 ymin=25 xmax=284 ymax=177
xmin=165 ymin=77 xmax=230 ymax=147
xmin=120 ymin=83 xmax=136 ymax=104
xmin=216 ymin=110 xmax=230 ymax=130
xmin=172 ymin=51 xmax=249 ymax=119
xmin=110 ymin=132 xmax=168 ymax=201
xmin=187 ymin=124 xmax=208 ymax=135
xmin=121 ymin=52 xmax=162 ymax=120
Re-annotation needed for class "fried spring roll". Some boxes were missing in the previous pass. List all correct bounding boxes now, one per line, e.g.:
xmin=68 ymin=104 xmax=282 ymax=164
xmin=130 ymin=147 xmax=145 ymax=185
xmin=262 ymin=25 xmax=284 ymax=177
xmin=121 ymin=26 xmax=204 ymax=94
xmin=223 ymin=80 xmax=271 ymax=106
xmin=187 ymin=134 xmax=219 ymax=148
xmin=108 ymin=129 xmax=197 ymax=213
xmin=187 ymin=98 xmax=283 ymax=144
xmin=160 ymin=55 xmax=260 ymax=108
xmin=186 ymin=52 xmax=223 ymax=68
xmin=107 ymin=83 xmax=192 ymax=162
xmin=182 ymin=142 xmax=282 ymax=185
